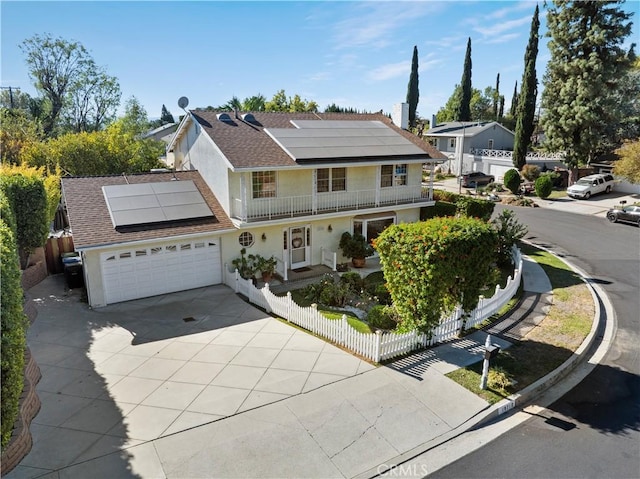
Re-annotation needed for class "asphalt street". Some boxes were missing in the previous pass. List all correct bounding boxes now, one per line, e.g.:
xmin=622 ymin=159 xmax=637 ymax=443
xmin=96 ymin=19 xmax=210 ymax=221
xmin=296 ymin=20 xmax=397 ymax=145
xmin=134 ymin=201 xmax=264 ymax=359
xmin=431 ymin=206 xmax=640 ymax=479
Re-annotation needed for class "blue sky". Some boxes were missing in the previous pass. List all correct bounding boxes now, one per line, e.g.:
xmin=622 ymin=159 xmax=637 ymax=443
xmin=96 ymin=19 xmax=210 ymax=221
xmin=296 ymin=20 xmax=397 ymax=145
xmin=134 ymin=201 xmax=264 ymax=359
xmin=1 ymin=1 xmax=638 ymax=120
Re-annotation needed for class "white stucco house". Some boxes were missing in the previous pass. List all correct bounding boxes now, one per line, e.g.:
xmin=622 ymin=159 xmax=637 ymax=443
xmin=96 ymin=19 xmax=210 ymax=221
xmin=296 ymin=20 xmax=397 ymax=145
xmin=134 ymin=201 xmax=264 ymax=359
xmin=63 ymin=107 xmax=446 ymax=307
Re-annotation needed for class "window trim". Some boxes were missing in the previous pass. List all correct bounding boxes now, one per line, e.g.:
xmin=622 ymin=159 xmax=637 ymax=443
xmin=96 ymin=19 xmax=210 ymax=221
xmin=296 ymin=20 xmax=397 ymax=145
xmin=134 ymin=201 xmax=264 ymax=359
xmin=380 ymin=164 xmax=407 ymax=188
xmin=252 ymin=171 xmax=277 ymax=199
xmin=316 ymin=167 xmax=346 ymax=193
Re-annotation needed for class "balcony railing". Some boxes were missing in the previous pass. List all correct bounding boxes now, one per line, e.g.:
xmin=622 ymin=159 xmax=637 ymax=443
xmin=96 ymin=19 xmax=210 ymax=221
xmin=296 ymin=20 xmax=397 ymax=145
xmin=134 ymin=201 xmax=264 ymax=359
xmin=232 ymin=185 xmax=434 ymax=222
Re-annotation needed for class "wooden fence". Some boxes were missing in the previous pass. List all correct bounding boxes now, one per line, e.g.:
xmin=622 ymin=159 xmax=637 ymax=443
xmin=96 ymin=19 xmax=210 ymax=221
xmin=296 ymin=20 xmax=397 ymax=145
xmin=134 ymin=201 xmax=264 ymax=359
xmin=224 ymin=248 xmax=523 ymax=362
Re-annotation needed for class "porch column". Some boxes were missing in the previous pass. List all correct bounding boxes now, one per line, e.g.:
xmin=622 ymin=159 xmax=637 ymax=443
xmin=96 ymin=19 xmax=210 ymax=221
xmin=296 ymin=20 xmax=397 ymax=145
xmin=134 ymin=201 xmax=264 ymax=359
xmin=375 ymin=167 xmax=381 ymax=206
xmin=240 ymin=174 xmax=248 ymax=221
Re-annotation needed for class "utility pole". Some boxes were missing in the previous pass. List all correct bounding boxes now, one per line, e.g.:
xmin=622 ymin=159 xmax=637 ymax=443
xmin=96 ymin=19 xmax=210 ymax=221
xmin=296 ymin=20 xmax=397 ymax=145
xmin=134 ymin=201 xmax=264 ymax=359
xmin=0 ymin=86 xmax=20 ymax=109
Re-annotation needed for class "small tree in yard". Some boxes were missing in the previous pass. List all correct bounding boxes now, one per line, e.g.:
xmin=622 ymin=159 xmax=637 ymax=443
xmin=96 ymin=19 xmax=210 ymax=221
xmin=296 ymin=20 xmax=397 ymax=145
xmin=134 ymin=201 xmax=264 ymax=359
xmin=535 ymin=174 xmax=553 ymax=199
xmin=503 ymin=168 xmax=522 ymax=195
xmin=492 ymin=209 xmax=528 ymax=267
xmin=374 ymin=217 xmax=498 ymax=333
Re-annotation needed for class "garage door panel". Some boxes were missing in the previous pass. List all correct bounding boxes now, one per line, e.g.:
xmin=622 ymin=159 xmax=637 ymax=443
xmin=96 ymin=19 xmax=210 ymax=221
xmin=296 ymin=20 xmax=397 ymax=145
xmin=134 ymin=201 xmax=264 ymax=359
xmin=101 ymin=238 xmax=221 ymax=305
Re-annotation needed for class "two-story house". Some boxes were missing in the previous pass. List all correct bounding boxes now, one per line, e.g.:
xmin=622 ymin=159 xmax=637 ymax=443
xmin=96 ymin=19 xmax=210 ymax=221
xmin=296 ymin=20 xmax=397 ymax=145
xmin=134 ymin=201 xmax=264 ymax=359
xmin=62 ymin=108 xmax=445 ymax=307
xmin=168 ymin=109 xmax=446 ymax=278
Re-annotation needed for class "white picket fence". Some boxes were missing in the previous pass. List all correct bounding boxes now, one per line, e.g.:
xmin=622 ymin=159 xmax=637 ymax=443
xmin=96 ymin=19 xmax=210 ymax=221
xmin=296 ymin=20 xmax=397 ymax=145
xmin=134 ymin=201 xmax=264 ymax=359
xmin=224 ymin=248 xmax=523 ymax=363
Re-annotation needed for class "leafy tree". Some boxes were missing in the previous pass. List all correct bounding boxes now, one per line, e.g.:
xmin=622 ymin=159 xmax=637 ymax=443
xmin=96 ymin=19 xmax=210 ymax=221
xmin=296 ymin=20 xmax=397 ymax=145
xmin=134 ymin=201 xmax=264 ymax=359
xmin=160 ymin=104 xmax=175 ymax=125
xmin=406 ymin=45 xmax=419 ymax=129
xmin=62 ymin=63 xmax=121 ymax=133
xmin=436 ymin=85 xmax=493 ymax=123
xmin=0 ymin=88 xmax=33 ymax=111
xmin=541 ymin=1 xmax=634 ymax=172
xmin=455 ymin=37 xmax=473 ymax=121
xmin=534 ymin=174 xmax=553 ymax=199
xmin=374 ymin=217 xmax=498 ymax=333
xmin=503 ymin=168 xmax=523 ymax=195
xmin=324 ymin=103 xmax=368 ymax=113
xmin=613 ymin=140 xmax=640 ymax=184
xmin=513 ymin=5 xmax=540 ymax=170
xmin=493 ymin=73 xmax=500 ymax=120
xmin=0 ymin=108 xmax=43 ymax=165
xmin=120 ymin=96 xmax=151 ymax=135
xmin=20 ymin=34 xmax=92 ymax=136
xmin=491 ymin=209 xmax=528 ymax=267
xmin=509 ymin=81 xmax=519 ymax=118
xmin=242 ymin=94 xmax=267 ymax=111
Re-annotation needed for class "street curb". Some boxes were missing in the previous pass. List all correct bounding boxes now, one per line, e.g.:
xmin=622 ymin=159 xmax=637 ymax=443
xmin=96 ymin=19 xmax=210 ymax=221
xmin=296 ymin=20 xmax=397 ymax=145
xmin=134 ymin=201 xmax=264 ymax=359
xmin=359 ymin=242 xmax=610 ymax=479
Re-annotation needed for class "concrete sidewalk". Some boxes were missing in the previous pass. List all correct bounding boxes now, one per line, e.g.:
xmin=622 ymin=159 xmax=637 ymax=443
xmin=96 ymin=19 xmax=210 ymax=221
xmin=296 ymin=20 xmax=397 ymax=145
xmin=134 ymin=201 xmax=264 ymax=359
xmin=7 ymin=257 xmax=555 ymax=479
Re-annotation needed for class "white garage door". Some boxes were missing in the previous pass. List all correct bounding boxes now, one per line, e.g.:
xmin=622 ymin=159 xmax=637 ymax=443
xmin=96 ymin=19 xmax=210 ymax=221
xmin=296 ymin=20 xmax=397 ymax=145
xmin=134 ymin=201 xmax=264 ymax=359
xmin=489 ymin=165 xmax=513 ymax=183
xmin=101 ymin=238 xmax=221 ymax=304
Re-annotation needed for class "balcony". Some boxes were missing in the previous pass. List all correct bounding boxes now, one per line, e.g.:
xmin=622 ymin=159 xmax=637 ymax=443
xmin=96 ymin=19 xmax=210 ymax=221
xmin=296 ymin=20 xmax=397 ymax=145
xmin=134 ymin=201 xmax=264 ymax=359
xmin=231 ymin=185 xmax=434 ymax=223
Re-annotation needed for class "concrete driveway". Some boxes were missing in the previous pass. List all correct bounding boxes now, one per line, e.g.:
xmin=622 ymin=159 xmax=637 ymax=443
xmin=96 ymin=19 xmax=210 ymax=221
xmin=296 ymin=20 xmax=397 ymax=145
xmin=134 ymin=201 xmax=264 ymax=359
xmin=14 ymin=275 xmax=374 ymax=475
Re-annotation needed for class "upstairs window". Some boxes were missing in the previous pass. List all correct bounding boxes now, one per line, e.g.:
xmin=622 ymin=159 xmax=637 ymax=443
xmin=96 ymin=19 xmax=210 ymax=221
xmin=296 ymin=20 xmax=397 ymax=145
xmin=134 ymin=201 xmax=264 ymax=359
xmin=252 ymin=171 xmax=276 ymax=198
xmin=381 ymin=164 xmax=407 ymax=187
xmin=317 ymin=168 xmax=346 ymax=193
xmin=449 ymin=138 xmax=456 ymax=149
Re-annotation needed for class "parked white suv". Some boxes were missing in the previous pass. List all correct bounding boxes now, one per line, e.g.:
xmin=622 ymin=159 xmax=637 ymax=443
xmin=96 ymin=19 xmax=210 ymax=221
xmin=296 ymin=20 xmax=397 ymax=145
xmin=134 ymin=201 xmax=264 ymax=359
xmin=567 ymin=174 xmax=615 ymax=199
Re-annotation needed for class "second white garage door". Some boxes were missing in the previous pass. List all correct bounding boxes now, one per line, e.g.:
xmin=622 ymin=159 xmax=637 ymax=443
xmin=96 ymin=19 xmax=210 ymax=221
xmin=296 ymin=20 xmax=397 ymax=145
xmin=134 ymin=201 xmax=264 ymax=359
xmin=101 ymin=238 xmax=221 ymax=305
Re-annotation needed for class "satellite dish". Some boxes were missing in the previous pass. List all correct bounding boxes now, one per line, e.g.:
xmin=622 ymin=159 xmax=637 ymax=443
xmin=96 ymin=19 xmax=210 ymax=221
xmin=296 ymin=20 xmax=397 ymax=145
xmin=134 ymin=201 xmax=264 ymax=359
xmin=178 ymin=96 xmax=189 ymax=109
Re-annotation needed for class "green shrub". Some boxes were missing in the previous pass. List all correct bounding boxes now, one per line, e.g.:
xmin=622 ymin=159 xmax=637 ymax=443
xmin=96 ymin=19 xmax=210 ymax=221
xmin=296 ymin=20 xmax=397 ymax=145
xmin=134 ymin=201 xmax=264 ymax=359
xmin=339 ymin=271 xmax=364 ymax=294
xmin=433 ymin=189 xmax=459 ymax=203
xmin=521 ymin=164 xmax=540 ymax=181
xmin=421 ymin=201 xmax=457 ymax=220
xmin=0 ymin=221 xmax=27 ymax=448
xmin=302 ymin=274 xmax=350 ymax=307
xmin=491 ymin=209 xmax=528 ymax=267
xmin=456 ymin=196 xmax=496 ymax=221
xmin=535 ymin=175 xmax=553 ymax=199
xmin=503 ymin=169 xmax=522 ymax=195
xmin=0 ymin=190 xmax=16 ymax=235
xmin=486 ymin=182 xmax=504 ymax=192
xmin=0 ymin=171 xmax=49 ymax=265
xmin=366 ymin=305 xmax=398 ymax=330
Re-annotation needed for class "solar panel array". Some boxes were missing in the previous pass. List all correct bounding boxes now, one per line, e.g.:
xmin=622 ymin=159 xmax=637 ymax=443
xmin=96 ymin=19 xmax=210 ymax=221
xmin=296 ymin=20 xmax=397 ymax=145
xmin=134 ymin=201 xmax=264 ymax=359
xmin=264 ymin=120 xmax=426 ymax=160
xmin=102 ymin=180 xmax=214 ymax=228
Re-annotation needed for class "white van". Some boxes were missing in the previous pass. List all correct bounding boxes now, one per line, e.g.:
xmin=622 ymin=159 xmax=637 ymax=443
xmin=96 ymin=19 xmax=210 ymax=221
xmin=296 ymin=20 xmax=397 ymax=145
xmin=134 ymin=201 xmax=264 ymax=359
xmin=567 ymin=174 xmax=615 ymax=199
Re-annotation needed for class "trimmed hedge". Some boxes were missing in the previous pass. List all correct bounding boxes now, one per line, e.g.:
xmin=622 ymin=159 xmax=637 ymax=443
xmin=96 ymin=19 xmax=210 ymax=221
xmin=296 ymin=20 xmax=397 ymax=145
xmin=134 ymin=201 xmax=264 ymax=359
xmin=0 ymin=220 xmax=27 ymax=448
xmin=455 ymin=196 xmax=495 ymax=221
xmin=421 ymin=200 xmax=457 ymax=220
xmin=535 ymin=175 xmax=553 ymax=199
xmin=503 ymin=168 xmax=522 ymax=195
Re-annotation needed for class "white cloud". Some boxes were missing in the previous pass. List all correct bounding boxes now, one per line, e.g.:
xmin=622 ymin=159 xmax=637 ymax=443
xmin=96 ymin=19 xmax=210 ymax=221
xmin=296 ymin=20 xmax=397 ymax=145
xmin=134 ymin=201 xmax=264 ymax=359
xmin=484 ymin=32 xmax=521 ymax=45
xmin=473 ymin=15 xmax=532 ymax=37
xmin=367 ymin=61 xmax=410 ymax=81
xmin=307 ymin=71 xmax=331 ymax=82
xmin=331 ymin=2 xmax=444 ymax=50
xmin=484 ymin=1 xmax=537 ymax=20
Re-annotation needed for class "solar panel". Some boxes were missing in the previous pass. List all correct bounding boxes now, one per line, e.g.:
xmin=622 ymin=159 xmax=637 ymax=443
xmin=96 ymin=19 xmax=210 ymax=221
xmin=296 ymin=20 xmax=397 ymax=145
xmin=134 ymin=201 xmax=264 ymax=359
xmin=265 ymin=120 xmax=426 ymax=161
xmin=102 ymin=180 xmax=214 ymax=228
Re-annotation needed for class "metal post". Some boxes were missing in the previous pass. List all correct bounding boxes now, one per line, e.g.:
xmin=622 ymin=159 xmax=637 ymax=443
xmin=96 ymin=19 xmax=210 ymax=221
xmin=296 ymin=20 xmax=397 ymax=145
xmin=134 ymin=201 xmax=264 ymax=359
xmin=480 ymin=334 xmax=491 ymax=390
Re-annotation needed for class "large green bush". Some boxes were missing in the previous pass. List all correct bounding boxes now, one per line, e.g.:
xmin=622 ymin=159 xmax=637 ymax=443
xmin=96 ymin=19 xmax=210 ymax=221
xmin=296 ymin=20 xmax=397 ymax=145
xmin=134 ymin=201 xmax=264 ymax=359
xmin=456 ymin=196 xmax=495 ymax=221
xmin=503 ymin=169 xmax=522 ymax=195
xmin=492 ymin=209 xmax=528 ymax=267
xmin=521 ymin=164 xmax=540 ymax=181
xmin=0 ymin=220 xmax=27 ymax=448
xmin=535 ymin=175 xmax=553 ymax=199
xmin=367 ymin=305 xmax=398 ymax=330
xmin=433 ymin=189 xmax=460 ymax=203
xmin=421 ymin=201 xmax=457 ymax=220
xmin=0 ymin=170 xmax=49 ymax=265
xmin=374 ymin=217 xmax=498 ymax=333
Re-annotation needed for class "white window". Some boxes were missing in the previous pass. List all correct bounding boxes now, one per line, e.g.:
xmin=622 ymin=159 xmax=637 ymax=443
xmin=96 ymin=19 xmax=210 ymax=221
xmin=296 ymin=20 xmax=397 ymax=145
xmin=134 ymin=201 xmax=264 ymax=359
xmin=317 ymin=168 xmax=346 ymax=192
xmin=252 ymin=171 xmax=276 ymax=198
xmin=449 ymin=138 xmax=456 ymax=149
xmin=381 ymin=164 xmax=407 ymax=187
xmin=488 ymin=139 xmax=494 ymax=149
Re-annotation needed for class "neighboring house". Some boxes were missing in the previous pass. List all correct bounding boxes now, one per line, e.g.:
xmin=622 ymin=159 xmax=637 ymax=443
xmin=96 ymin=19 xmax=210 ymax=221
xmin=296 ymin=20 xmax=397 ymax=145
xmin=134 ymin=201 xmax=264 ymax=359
xmin=62 ymin=171 xmax=235 ymax=307
xmin=167 ymin=109 xmax=446 ymax=281
xmin=143 ymin=122 xmax=179 ymax=166
xmin=425 ymin=121 xmax=515 ymax=176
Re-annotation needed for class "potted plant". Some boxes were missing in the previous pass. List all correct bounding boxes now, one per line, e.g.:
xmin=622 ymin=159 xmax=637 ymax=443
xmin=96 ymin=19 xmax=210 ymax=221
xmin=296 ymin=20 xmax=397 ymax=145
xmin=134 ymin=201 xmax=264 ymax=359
xmin=254 ymin=254 xmax=278 ymax=282
xmin=231 ymin=248 xmax=256 ymax=280
xmin=339 ymin=232 xmax=374 ymax=268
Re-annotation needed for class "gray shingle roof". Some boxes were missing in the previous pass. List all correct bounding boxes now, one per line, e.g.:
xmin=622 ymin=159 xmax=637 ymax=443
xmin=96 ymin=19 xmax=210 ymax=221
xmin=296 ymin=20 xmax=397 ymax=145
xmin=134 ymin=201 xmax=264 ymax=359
xmin=62 ymin=171 xmax=234 ymax=249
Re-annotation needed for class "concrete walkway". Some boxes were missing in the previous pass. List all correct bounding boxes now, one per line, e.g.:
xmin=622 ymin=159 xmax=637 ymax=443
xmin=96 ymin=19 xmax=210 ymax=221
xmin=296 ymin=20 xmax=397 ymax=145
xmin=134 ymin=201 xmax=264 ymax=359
xmin=8 ymin=258 xmax=552 ymax=478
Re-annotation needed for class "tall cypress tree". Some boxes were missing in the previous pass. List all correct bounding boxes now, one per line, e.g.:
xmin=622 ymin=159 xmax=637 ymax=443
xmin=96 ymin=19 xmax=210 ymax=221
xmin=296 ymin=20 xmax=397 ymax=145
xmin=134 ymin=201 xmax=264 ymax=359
xmin=493 ymin=73 xmax=500 ymax=120
xmin=160 ymin=104 xmax=175 ymax=125
xmin=541 ymin=0 xmax=633 ymax=170
xmin=406 ymin=45 xmax=419 ymax=129
xmin=513 ymin=5 xmax=540 ymax=170
xmin=509 ymin=81 xmax=518 ymax=117
xmin=455 ymin=38 xmax=472 ymax=121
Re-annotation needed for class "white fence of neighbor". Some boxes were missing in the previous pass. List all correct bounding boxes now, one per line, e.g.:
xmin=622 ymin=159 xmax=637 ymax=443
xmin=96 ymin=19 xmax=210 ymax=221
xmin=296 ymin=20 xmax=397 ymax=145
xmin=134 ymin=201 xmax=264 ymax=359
xmin=224 ymin=248 xmax=523 ymax=363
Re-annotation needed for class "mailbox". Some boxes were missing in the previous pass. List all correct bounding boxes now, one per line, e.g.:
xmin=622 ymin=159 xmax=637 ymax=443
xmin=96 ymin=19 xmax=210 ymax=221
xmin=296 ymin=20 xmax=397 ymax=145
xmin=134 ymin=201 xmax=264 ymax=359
xmin=484 ymin=344 xmax=500 ymax=360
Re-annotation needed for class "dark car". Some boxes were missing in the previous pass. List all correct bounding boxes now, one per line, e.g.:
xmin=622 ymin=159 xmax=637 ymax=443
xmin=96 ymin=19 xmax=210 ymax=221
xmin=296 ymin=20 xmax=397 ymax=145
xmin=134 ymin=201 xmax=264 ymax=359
xmin=606 ymin=205 xmax=640 ymax=226
xmin=460 ymin=171 xmax=495 ymax=188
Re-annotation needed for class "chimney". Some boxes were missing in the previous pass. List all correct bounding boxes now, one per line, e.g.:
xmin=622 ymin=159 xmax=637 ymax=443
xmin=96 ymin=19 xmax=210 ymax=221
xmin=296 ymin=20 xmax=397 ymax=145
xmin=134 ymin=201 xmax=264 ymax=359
xmin=391 ymin=103 xmax=409 ymax=130
xmin=431 ymin=114 xmax=437 ymax=129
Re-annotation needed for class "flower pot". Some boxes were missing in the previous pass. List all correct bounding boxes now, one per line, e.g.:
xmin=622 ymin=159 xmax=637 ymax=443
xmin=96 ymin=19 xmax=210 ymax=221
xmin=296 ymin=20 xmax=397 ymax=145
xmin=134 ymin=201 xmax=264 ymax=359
xmin=351 ymin=257 xmax=366 ymax=268
xmin=261 ymin=272 xmax=273 ymax=283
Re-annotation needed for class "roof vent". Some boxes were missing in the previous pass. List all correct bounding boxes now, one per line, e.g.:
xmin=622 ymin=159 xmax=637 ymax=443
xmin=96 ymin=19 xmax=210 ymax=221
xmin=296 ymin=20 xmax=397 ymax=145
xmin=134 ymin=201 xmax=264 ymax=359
xmin=217 ymin=113 xmax=233 ymax=122
xmin=242 ymin=113 xmax=257 ymax=123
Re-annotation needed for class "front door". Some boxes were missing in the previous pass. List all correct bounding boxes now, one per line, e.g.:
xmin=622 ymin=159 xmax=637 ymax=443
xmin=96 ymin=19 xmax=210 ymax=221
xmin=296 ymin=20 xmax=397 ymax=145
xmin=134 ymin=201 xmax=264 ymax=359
xmin=289 ymin=226 xmax=310 ymax=269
